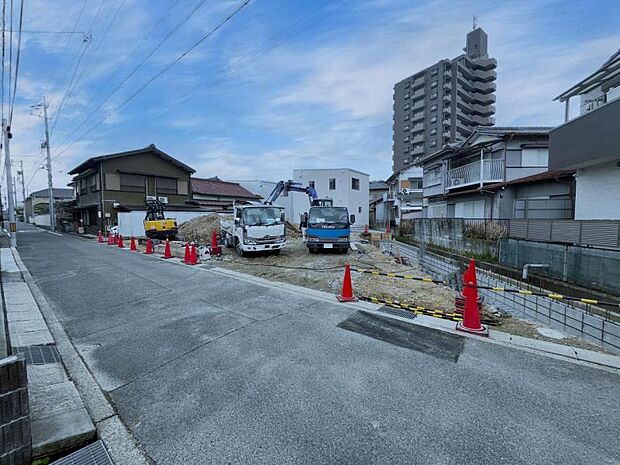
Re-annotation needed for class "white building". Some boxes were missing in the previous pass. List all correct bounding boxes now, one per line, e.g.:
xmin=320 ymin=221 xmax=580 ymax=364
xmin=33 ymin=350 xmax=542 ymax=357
xmin=292 ymin=169 xmax=369 ymax=228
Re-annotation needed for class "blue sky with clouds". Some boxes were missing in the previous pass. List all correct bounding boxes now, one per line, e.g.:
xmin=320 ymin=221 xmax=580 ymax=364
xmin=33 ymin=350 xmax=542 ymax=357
xmin=6 ymin=0 xmax=620 ymax=194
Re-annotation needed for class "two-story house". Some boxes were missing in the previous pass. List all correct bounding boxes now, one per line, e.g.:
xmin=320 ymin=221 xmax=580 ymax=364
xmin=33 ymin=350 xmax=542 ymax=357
xmin=550 ymin=49 xmax=620 ymax=220
xmin=369 ymin=181 xmax=389 ymax=227
xmin=68 ymin=144 xmax=196 ymax=234
xmin=420 ymin=127 xmax=574 ymax=219
xmin=385 ymin=165 xmax=424 ymax=226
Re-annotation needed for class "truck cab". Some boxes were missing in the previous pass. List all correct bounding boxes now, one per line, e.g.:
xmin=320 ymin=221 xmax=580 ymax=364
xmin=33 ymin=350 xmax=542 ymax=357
xmin=305 ymin=206 xmax=355 ymax=253
xmin=221 ymin=204 xmax=286 ymax=256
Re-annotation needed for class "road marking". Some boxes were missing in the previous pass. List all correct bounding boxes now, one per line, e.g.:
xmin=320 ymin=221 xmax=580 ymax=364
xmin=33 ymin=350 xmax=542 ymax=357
xmin=47 ymin=231 xmax=63 ymax=236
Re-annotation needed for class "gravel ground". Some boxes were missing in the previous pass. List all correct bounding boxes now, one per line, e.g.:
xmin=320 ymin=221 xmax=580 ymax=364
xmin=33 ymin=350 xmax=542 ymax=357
xmin=136 ymin=235 xmax=609 ymax=353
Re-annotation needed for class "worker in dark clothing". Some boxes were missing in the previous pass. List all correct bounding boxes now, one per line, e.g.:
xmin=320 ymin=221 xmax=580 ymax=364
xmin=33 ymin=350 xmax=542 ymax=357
xmin=300 ymin=212 xmax=308 ymax=230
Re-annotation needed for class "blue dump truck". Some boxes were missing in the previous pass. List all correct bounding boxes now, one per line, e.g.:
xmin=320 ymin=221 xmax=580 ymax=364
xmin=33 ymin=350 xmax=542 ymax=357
xmin=305 ymin=205 xmax=355 ymax=253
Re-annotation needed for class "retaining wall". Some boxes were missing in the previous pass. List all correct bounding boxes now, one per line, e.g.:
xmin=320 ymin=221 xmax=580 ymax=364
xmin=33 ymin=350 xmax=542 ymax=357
xmin=0 ymin=355 xmax=31 ymax=465
xmin=381 ymin=240 xmax=620 ymax=354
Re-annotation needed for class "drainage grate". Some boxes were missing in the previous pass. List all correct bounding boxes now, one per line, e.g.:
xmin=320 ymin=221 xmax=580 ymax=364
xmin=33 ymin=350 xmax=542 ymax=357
xmin=376 ymin=305 xmax=418 ymax=321
xmin=12 ymin=345 xmax=61 ymax=365
xmin=52 ymin=440 xmax=112 ymax=465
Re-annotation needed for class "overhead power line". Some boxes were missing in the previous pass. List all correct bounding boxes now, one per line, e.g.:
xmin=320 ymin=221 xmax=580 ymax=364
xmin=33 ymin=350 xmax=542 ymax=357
xmin=53 ymin=0 xmax=207 ymax=147
xmin=53 ymin=0 xmax=253 ymax=159
xmin=8 ymin=0 xmax=23 ymax=124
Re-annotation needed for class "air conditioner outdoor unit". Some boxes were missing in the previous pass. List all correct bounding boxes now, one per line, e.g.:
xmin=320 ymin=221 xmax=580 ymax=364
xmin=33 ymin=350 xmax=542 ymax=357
xmin=451 ymin=178 xmax=465 ymax=187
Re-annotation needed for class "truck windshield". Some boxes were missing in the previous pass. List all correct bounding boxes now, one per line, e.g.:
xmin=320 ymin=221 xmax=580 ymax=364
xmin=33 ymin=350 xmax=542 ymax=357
xmin=242 ymin=207 xmax=282 ymax=226
xmin=309 ymin=207 xmax=349 ymax=225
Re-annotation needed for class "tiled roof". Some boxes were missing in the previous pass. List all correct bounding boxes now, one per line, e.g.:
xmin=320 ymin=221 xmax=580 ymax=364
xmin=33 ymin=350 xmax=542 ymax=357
xmin=191 ymin=177 xmax=260 ymax=199
xmin=30 ymin=188 xmax=74 ymax=199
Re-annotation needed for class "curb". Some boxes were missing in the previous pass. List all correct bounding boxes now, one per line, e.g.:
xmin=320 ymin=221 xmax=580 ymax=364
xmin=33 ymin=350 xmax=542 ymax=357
xmin=12 ymin=249 xmax=152 ymax=465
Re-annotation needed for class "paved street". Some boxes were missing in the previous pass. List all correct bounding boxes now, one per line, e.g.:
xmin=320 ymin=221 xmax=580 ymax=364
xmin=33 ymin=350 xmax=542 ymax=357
xmin=16 ymin=223 xmax=620 ymax=465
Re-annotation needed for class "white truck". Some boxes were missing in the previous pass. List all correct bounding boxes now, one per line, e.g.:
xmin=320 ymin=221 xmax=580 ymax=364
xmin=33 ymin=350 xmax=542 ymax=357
xmin=220 ymin=203 xmax=287 ymax=256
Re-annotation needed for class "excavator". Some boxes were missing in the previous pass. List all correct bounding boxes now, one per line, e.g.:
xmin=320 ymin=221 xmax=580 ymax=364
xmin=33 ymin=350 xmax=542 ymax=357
xmin=264 ymin=180 xmax=332 ymax=207
xmin=144 ymin=198 xmax=178 ymax=239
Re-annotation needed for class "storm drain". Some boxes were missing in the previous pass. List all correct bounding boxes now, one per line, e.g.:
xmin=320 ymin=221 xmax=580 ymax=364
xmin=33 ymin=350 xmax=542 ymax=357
xmin=52 ymin=440 xmax=112 ymax=465
xmin=12 ymin=345 xmax=61 ymax=365
xmin=376 ymin=305 xmax=418 ymax=322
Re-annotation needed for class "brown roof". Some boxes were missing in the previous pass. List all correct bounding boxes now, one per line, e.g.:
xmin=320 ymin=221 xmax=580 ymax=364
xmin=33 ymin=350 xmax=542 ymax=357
xmin=191 ymin=177 xmax=260 ymax=199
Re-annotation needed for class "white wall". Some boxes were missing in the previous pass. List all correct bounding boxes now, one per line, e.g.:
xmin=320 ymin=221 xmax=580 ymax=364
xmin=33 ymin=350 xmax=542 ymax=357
xmin=32 ymin=214 xmax=50 ymax=226
xmin=292 ymin=169 xmax=369 ymax=228
xmin=574 ymin=161 xmax=620 ymax=219
xmin=117 ymin=210 xmax=214 ymax=237
xmin=229 ymin=180 xmax=294 ymax=221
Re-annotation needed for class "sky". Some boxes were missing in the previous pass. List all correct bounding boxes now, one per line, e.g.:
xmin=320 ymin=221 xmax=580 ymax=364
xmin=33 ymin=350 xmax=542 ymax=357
xmin=3 ymin=0 xmax=620 ymax=198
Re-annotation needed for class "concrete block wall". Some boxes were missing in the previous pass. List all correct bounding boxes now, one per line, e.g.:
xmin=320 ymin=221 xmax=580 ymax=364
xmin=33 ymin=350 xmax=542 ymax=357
xmin=0 ymin=355 xmax=31 ymax=465
xmin=381 ymin=240 xmax=620 ymax=354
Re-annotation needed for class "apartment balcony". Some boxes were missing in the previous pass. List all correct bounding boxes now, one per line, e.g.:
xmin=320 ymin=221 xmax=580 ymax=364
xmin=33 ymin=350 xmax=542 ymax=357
xmin=446 ymin=159 xmax=504 ymax=190
xmin=411 ymin=134 xmax=424 ymax=144
xmin=443 ymin=82 xmax=451 ymax=91
xmin=471 ymin=57 xmax=497 ymax=71
xmin=472 ymin=68 xmax=497 ymax=82
xmin=411 ymin=77 xmax=425 ymax=89
xmin=412 ymin=99 xmax=425 ymax=111
xmin=442 ymin=130 xmax=450 ymax=138
xmin=411 ymin=112 xmax=424 ymax=123
xmin=442 ymin=94 xmax=451 ymax=103
xmin=443 ymin=69 xmax=452 ymax=79
xmin=412 ymin=145 xmax=425 ymax=155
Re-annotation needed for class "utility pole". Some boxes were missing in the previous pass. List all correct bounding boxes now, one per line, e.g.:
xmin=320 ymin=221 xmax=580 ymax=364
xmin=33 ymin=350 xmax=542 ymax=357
xmin=18 ymin=160 xmax=25 ymax=202
xmin=41 ymin=97 xmax=55 ymax=232
xmin=3 ymin=119 xmax=17 ymax=247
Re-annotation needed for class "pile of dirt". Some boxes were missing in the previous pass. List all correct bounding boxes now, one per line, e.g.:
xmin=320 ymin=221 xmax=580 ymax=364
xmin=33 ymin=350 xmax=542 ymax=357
xmin=286 ymin=221 xmax=302 ymax=238
xmin=178 ymin=214 xmax=224 ymax=243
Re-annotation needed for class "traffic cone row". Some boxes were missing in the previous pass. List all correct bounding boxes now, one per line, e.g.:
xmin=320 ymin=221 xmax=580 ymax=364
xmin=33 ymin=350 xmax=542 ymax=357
xmin=456 ymin=259 xmax=488 ymax=336
xmin=102 ymin=233 xmax=202 ymax=264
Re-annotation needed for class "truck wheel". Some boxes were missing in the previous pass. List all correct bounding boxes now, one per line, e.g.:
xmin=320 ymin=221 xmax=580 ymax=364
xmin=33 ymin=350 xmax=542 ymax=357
xmin=272 ymin=249 xmax=281 ymax=256
xmin=235 ymin=240 xmax=245 ymax=257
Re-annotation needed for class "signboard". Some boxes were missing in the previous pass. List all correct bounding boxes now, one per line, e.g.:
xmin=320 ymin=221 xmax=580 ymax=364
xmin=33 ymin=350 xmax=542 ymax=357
xmin=580 ymin=88 xmax=606 ymax=115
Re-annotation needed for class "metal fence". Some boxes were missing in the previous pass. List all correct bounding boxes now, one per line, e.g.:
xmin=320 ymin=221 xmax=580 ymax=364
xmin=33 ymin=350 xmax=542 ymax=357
xmin=401 ymin=218 xmax=620 ymax=249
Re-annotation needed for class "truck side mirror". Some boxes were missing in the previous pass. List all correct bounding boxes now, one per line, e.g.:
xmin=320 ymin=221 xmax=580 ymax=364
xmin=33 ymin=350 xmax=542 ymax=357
xmin=234 ymin=217 xmax=240 ymax=226
xmin=349 ymin=214 xmax=356 ymax=224
xmin=280 ymin=212 xmax=286 ymax=222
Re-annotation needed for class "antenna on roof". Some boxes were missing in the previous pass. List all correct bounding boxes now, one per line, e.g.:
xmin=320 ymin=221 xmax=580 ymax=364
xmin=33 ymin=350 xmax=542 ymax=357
xmin=473 ymin=15 xmax=477 ymax=30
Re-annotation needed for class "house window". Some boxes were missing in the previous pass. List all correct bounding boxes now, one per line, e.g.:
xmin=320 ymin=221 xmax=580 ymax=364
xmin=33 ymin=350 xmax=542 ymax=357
xmin=430 ymin=140 xmax=437 ymax=147
xmin=119 ymin=173 xmax=146 ymax=192
xmin=404 ymin=146 xmax=410 ymax=153
xmin=329 ymin=178 xmax=336 ymax=190
xmin=404 ymin=103 xmax=410 ymax=110
xmin=521 ymin=148 xmax=549 ymax=167
xmin=430 ymin=128 xmax=437 ymax=135
xmin=430 ymin=116 xmax=437 ymax=123
xmin=404 ymin=136 xmax=410 ymax=143
xmin=408 ymin=177 xmax=423 ymax=190
xmin=431 ymin=68 xmax=438 ymax=76
xmin=431 ymin=104 xmax=437 ymax=111
xmin=404 ymin=92 xmax=410 ymax=99
xmin=404 ymin=114 xmax=410 ymax=121
xmin=431 ymin=80 xmax=438 ymax=88
xmin=358 ymin=206 xmax=362 ymax=213
xmin=404 ymin=81 xmax=410 ymax=89
xmin=403 ymin=125 xmax=410 ymax=131
xmin=79 ymin=178 xmax=87 ymax=195
xmin=90 ymin=174 xmax=100 ymax=192
xmin=431 ymin=92 xmax=438 ymax=99
xmin=351 ymin=177 xmax=360 ymax=191
xmin=156 ymin=177 xmax=177 ymax=195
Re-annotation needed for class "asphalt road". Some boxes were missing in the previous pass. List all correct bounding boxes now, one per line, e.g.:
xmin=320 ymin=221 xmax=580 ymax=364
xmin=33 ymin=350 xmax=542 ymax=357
xmin=17 ymin=224 xmax=620 ymax=465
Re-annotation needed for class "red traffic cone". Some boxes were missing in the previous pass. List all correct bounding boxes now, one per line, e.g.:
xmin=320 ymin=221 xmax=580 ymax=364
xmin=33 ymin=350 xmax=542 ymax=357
xmin=210 ymin=230 xmax=222 ymax=256
xmin=130 ymin=236 xmax=137 ymax=251
xmin=189 ymin=242 xmax=198 ymax=265
xmin=144 ymin=239 xmax=153 ymax=255
xmin=337 ymin=263 xmax=358 ymax=302
xmin=364 ymin=224 xmax=368 ymax=234
xmin=97 ymin=231 xmax=104 ymax=243
xmin=107 ymin=233 xmax=113 ymax=245
xmin=163 ymin=239 xmax=172 ymax=259
xmin=456 ymin=281 xmax=488 ymax=336
xmin=386 ymin=222 xmax=391 ymax=234
xmin=211 ymin=230 xmax=218 ymax=248
xmin=117 ymin=235 xmax=125 ymax=248
xmin=184 ymin=243 xmax=191 ymax=264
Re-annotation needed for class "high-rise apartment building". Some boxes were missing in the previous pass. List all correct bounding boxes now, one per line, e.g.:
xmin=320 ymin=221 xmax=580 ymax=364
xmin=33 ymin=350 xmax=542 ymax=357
xmin=392 ymin=27 xmax=497 ymax=173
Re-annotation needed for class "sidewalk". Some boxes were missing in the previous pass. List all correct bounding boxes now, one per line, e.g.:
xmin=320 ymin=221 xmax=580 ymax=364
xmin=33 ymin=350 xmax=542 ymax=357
xmin=1 ymin=243 xmax=95 ymax=458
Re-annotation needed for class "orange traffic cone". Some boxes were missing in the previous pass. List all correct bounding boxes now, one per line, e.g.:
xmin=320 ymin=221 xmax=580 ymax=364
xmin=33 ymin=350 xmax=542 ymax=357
xmin=144 ymin=239 xmax=153 ymax=254
xmin=211 ymin=230 xmax=218 ymax=248
xmin=189 ymin=242 xmax=198 ymax=265
xmin=364 ymin=224 xmax=369 ymax=234
xmin=184 ymin=243 xmax=191 ymax=264
xmin=97 ymin=231 xmax=104 ymax=243
xmin=117 ymin=235 xmax=124 ymax=248
xmin=456 ymin=281 xmax=488 ymax=336
xmin=210 ymin=230 xmax=222 ymax=256
xmin=337 ymin=263 xmax=358 ymax=302
xmin=130 ymin=236 xmax=137 ymax=251
xmin=163 ymin=239 xmax=172 ymax=259
xmin=107 ymin=233 xmax=113 ymax=245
